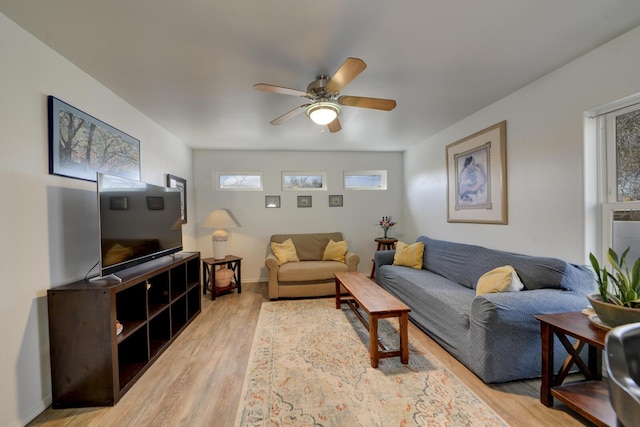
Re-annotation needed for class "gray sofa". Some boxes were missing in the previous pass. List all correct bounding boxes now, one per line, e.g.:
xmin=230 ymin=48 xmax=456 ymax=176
xmin=374 ymin=236 xmax=595 ymax=383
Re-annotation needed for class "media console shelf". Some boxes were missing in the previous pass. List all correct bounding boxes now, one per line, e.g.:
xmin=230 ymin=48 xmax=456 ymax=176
xmin=47 ymin=252 xmax=201 ymax=408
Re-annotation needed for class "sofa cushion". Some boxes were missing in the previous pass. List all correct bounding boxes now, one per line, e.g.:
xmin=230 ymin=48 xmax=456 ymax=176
xmin=378 ymin=265 xmax=474 ymax=354
xmin=476 ymin=265 xmax=524 ymax=295
xmin=270 ymin=238 xmax=300 ymax=265
xmin=271 ymin=232 xmax=343 ymax=261
xmin=393 ymin=241 xmax=424 ymax=269
xmin=322 ymin=239 xmax=348 ymax=263
xmin=278 ymin=260 xmax=349 ymax=282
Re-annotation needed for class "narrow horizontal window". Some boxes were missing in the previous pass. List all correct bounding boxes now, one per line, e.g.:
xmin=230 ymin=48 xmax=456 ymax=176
xmin=216 ymin=172 xmax=263 ymax=191
xmin=282 ymin=172 xmax=327 ymax=191
xmin=344 ymin=170 xmax=387 ymax=190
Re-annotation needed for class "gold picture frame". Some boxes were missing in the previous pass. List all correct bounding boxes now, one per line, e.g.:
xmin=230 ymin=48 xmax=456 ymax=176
xmin=446 ymin=121 xmax=507 ymax=224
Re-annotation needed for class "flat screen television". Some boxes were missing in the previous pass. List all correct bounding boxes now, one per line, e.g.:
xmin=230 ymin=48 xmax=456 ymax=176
xmin=96 ymin=172 xmax=183 ymax=278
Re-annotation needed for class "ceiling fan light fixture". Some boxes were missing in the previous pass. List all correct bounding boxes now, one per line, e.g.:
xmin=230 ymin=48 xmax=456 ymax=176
xmin=306 ymin=102 xmax=341 ymax=125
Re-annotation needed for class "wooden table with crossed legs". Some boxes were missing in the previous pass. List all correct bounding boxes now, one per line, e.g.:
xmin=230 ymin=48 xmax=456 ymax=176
xmin=534 ymin=311 xmax=615 ymax=427
xmin=335 ymin=271 xmax=410 ymax=368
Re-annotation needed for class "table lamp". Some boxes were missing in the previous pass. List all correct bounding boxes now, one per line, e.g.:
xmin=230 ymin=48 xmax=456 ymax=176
xmin=202 ymin=209 xmax=239 ymax=259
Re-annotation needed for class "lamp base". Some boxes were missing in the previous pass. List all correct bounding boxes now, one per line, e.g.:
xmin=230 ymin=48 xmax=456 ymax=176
xmin=213 ymin=240 xmax=227 ymax=260
xmin=212 ymin=229 xmax=228 ymax=260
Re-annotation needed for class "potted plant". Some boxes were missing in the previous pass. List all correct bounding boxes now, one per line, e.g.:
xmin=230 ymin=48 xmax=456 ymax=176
xmin=588 ymin=247 xmax=640 ymax=327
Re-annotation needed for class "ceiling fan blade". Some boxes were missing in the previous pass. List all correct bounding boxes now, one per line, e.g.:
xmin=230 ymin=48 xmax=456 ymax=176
xmin=254 ymin=83 xmax=308 ymax=97
xmin=338 ymin=95 xmax=397 ymax=111
xmin=326 ymin=57 xmax=367 ymax=93
xmin=270 ymin=104 xmax=310 ymax=125
xmin=327 ymin=118 xmax=342 ymax=133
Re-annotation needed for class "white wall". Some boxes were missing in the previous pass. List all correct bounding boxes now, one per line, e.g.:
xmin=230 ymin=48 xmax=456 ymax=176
xmin=193 ymin=150 xmax=404 ymax=282
xmin=0 ymin=14 xmax=195 ymax=426
xmin=404 ymin=24 xmax=640 ymax=264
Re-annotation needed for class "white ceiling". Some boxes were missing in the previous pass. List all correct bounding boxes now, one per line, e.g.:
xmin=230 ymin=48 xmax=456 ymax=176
xmin=2 ymin=0 xmax=640 ymax=152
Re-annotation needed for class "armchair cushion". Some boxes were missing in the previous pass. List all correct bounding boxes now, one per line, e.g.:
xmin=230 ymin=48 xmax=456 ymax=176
xmin=278 ymin=260 xmax=350 ymax=282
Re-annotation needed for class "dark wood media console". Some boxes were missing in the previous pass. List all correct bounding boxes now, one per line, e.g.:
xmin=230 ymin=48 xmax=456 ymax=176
xmin=47 ymin=252 xmax=201 ymax=408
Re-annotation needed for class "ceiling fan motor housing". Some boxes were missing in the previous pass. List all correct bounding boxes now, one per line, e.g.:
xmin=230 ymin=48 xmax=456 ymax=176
xmin=307 ymin=75 xmax=337 ymax=99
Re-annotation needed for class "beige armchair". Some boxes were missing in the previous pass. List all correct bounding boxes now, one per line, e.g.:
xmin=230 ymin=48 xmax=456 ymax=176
xmin=265 ymin=232 xmax=359 ymax=300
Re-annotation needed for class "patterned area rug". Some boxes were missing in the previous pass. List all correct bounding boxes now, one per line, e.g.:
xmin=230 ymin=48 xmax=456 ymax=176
xmin=234 ymin=298 xmax=507 ymax=426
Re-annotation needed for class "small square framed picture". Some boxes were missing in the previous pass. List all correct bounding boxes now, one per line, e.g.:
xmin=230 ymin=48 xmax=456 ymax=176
xmin=297 ymin=195 xmax=312 ymax=208
xmin=265 ymin=195 xmax=281 ymax=208
xmin=329 ymin=194 xmax=343 ymax=207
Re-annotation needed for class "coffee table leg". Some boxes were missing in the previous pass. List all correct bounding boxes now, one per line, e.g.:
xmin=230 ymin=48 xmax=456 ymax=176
xmin=400 ymin=312 xmax=409 ymax=364
xmin=370 ymin=314 xmax=379 ymax=368
xmin=335 ymin=277 xmax=341 ymax=309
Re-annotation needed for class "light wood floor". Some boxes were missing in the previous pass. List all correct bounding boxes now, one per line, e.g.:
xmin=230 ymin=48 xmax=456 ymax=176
xmin=29 ymin=282 xmax=595 ymax=426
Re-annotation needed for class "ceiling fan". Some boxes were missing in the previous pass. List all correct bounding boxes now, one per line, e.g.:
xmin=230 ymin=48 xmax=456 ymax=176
xmin=254 ymin=57 xmax=396 ymax=133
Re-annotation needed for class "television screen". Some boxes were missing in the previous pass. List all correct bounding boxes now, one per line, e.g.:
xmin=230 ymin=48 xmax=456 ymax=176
xmin=97 ymin=173 xmax=183 ymax=277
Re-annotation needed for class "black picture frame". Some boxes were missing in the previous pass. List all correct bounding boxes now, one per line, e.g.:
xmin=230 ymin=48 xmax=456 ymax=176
xmin=297 ymin=195 xmax=312 ymax=208
xmin=48 ymin=96 xmax=140 ymax=182
xmin=147 ymin=196 xmax=164 ymax=210
xmin=167 ymin=174 xmax=187 ymax=223
xmin=265 ymin=195 xmax=281 ymax=208
xmin=329 ymin=194 xmax=343 ymax=207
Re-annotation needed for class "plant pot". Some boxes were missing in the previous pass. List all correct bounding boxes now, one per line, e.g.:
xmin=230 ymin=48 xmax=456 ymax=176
xmin=587 ymin=293 xmax=640 ymax=328
xmin=215 ymin=266 xmax=234 ymax=288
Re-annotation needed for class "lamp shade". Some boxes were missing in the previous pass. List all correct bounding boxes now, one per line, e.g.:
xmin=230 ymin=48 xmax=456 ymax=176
xmin=202 ymin=209 xmax=239 ymax=229
xmin=202 ymin=209 xmax=239 ymax=259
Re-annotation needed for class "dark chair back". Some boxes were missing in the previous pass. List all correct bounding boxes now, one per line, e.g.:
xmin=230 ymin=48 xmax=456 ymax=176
xmin=605 ymin=322 xmax=640 ymax=427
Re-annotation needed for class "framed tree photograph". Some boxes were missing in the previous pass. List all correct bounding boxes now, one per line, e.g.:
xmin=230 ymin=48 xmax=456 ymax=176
xmin=265 ymin=195 xmax=281 ymax=208
xmin=48 ymin=96 xmax=140 ymax=182
xmin=167 ymin=174 xmax=187 ymax=223
xmin=446 ymin=121 xmax=507 ymax=224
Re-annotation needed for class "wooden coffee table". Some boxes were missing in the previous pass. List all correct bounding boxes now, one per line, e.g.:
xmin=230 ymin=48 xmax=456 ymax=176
xmin=335 ymin=271 xmax=410 ymax=368
xmin=534 ymin=311 xmax=616 ymax=427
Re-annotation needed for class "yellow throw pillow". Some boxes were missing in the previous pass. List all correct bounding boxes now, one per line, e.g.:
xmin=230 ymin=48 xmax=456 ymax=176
xmin=270 ymin=238 xmax=300 ymax=265
xmin=322 ymin=239 xmax=348 ymax=263
xmin=476 ymin=265 xmax=524 ymax=295
xmin=392 ymin=241 xmax=424 ymax=269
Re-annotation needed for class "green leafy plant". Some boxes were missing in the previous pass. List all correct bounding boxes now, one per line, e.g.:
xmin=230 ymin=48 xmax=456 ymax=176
xmin=589 ymin=247 xmax=640 ymax=308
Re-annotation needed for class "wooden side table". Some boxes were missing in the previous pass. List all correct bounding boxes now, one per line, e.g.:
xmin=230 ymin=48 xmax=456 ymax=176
xmin=370 ymin=238 xmax=398 ymax=279
xmin=202 ymin=255 xmax=242 ymax=300
xmin=534 ymin=311 xmax=616 ymax=427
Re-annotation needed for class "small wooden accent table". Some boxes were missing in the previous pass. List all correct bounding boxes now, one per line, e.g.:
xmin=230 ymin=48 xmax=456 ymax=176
xmin=202 ymin=255 xmax=242 ymax=300
xmin=534 ymin=311 xmax=616 ymax=427
xmin=370 ymin=237 xmax=398 ymax=279
xmin=335 ymin=271 xmax=410 ymax=368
